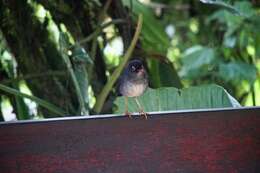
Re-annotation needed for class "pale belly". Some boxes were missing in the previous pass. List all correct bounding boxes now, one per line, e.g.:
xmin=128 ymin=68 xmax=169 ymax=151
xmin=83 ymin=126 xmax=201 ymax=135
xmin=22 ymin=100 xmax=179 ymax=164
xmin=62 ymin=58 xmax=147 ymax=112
xmin=122 ymin=82 xmax=147 ymax=97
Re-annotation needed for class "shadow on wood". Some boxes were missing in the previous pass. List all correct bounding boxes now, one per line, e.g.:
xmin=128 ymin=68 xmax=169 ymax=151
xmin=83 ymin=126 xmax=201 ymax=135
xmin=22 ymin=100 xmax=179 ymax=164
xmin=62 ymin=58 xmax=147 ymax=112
xmin=0 ymin=107 xmax=259 ymax=173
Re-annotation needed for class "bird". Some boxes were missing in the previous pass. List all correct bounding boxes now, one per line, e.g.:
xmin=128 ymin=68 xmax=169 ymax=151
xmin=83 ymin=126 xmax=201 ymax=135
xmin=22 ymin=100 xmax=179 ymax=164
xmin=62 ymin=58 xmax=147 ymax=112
xmin=118 ymin=59 xmax=148 ymax=119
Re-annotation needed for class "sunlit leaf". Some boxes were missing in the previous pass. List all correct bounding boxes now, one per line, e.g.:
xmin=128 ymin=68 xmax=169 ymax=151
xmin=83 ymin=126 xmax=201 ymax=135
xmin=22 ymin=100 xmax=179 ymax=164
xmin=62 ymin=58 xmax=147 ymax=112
xmin=114 ymin=84 xmax=240 ymax=113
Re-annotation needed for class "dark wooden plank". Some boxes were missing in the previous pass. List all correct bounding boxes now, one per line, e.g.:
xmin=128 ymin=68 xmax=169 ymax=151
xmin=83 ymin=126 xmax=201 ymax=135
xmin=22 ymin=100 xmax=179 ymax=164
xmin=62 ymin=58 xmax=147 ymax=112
xmin=0 ymin=107 xmax=259 ymax=173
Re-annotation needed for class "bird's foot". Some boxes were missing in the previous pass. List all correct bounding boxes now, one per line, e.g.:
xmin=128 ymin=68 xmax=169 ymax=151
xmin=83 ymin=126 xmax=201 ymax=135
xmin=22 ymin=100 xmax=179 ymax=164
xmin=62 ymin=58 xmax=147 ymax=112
xmin=125 ymin=111 xmax=132 ymax=119
xmin=139 ymin=110 xmax=148 ymax=119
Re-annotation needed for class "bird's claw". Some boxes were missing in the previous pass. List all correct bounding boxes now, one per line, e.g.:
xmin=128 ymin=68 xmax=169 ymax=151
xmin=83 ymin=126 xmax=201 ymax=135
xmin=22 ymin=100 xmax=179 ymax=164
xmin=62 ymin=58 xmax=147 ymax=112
xmin=125 ymin=110 xmax=148 ymax=119
xmin=139 ymin=110 xmax=148 ymax=119
xmin=125 ymin=111 xmax=132 ymax=119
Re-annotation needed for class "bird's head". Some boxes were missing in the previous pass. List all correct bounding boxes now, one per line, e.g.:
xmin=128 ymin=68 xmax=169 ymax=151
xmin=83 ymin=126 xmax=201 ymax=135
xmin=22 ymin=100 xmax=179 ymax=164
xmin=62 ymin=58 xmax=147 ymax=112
xmin=127 ymin=59 xmax=146 ymax=78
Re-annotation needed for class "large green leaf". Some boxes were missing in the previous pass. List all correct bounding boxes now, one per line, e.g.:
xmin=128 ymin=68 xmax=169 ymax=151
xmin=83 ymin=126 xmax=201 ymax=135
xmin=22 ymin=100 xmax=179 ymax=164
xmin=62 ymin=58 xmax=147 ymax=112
xmin=114 ymin=84 xmax=240 ymax=113
xmin=180 ymin=46 xmax=216 ymax=79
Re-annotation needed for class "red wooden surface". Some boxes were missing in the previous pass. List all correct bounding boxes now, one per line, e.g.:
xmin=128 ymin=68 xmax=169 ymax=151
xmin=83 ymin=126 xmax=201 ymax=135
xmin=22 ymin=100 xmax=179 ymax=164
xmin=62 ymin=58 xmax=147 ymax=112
xmin=0 ymin=107 xmax=259 ymax=173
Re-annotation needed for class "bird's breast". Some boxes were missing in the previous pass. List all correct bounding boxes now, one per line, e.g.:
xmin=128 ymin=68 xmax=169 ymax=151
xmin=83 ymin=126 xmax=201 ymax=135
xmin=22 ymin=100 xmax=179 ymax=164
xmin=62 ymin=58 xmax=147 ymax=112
xmin=121 ymin=81 xmax=147 ymax=97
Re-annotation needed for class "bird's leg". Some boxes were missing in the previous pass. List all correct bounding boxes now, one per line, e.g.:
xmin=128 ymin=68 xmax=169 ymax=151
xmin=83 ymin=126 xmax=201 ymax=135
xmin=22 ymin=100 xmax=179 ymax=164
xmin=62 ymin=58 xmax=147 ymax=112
xmin=124 ymin=96 xmax=132 ymax=118
xmin=134 ymin=97 xmax=148 ymax=119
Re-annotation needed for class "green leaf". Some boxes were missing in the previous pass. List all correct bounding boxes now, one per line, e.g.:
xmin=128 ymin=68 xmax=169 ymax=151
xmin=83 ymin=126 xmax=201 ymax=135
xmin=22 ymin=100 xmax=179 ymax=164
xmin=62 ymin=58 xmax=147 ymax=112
xmin=233 ymin=1 xmax=255 ymax=18
xmin=71 ymin=45 xmax=91 ymax=113
xmin=223 ymin=36 xmax=236 ymax=48
xmin=200 ymin=0 xmax=255 ymax=17
xmin=208 ymin=9 xmax=246 ymax=49
xmin=218 ymin=62 xmax=257 ymax=84
xmin=148 ymin=59 xmax=182 ymax=88
xmin=14 ymin=96 xmax=30 ymax=120
xmin=180 ymin=46 xmax=215 ymax=78
xmin=122 ymin=0 xmax=170 ymax=53
xmin=59 ymin=32 xmax=89 ymax=115
xmin=12 ymin=82 xmax=30 ymax=120
xmin=200 ymin=0 xmax=240 ymax=15
xmin=71 ymin=45 xmax=93 ymax=64
xmin=158 ymin=62 xmax=182 ymax=88
xmin=0 ymin=84 xmax=66 ymax=116
xmin=114 ymin=84 xmax=240 ymax=113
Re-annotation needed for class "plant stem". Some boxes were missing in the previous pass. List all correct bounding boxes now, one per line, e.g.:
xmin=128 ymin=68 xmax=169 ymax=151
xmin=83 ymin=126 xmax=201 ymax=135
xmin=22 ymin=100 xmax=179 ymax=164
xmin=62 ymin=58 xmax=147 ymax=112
xmin=1 ymin=71 xmax=67 ymax=84
xmin=93 ymin=14 xmax=143 ymax=113
xmin=73 ymin=19 xmax=125 ymax=47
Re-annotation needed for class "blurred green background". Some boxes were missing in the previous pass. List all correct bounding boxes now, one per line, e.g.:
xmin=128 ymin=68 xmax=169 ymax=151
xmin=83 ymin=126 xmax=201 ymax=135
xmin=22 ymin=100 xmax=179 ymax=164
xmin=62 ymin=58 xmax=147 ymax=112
xmin=0 ymin=0 xmax=259 ymax=121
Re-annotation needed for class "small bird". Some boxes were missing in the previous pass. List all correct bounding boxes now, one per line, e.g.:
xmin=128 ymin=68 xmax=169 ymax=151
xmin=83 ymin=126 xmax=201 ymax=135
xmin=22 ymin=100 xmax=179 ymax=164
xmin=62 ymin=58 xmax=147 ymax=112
xmin=119 ymin=59 xmax=148 ymax=119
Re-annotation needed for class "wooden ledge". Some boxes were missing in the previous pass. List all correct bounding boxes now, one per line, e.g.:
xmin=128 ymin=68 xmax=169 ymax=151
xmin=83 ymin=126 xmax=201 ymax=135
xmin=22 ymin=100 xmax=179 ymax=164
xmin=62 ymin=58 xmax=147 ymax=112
xmin=0 ymin=107 xmax=259 ymax=173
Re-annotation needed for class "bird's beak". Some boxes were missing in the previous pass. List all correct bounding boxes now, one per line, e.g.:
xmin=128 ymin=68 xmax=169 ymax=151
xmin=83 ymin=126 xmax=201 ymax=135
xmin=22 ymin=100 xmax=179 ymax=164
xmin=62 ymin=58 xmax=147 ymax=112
xmin=137 ymin=68 xmax=145 ymax=75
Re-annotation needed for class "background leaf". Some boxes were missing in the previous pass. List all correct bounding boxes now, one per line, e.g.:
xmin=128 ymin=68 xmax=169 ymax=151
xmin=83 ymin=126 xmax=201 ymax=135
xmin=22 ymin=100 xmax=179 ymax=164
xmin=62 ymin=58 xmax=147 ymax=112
xmin=200 ymin=0 xmax=255 ymax=17
xmin=71 ymin=45 xmax=92 ymax=114
xmin=218 ymin=62 xmax=257 ymax=84
xmin=59 ymin=33 xmax=89 ymax=115
xmin=180 ymin=46 xmax=216 ymax=79
xmin=122 ymin=0 xmax=170 ymax=53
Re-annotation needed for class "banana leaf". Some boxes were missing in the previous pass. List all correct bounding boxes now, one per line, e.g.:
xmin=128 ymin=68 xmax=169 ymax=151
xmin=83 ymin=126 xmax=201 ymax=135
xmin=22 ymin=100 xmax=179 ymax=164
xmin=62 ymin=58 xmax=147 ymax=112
xmin=114 ymin=84 xmax=240 ymax=113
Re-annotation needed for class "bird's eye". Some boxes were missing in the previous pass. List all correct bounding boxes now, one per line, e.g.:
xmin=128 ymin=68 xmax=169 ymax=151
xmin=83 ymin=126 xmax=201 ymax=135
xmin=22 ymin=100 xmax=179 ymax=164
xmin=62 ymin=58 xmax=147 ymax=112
xmin=131 ymin=65 xmax=136 ymax=71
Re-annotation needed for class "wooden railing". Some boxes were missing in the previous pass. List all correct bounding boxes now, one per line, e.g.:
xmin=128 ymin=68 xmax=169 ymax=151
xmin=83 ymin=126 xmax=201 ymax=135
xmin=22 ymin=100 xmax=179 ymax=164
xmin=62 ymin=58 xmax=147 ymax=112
xmin=0 ymin=107 xmax=259 ymax=173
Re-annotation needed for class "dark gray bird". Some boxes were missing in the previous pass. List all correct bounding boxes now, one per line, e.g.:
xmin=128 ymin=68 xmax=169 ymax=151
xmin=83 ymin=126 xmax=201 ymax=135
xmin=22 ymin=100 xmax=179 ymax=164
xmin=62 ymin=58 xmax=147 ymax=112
xmin=119 ymin=59 xmax=148 ymax=119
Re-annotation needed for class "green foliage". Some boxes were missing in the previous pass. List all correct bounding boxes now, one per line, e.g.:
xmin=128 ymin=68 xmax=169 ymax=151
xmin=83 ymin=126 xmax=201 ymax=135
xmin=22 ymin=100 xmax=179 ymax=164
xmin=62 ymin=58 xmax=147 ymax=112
xmin=115 ymin=84 xmax=240 ymax=113
xmin=218 ymin=62 xmax=257 ymax=84
xmin=71 ymin=45 xmax=93 ymax=114
xmin=93 ymin=14 xmax=143 ymax=113
xmin=59 ymin=33 xmax=89 ymax=115
xmin=0 ymin=84 xmax=66 ymax=116
xmin=180 ymin=46 xmax=216 ymax=79
xmin=200 ymin=0 xmax=255 ymax=17
xmin=122 ymin=0 xmax=170 ymax=53
xmin=122 ymin=0 xmax=182 ymax=88
xmin=0 ymin=32 xmax=31 ymax=120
